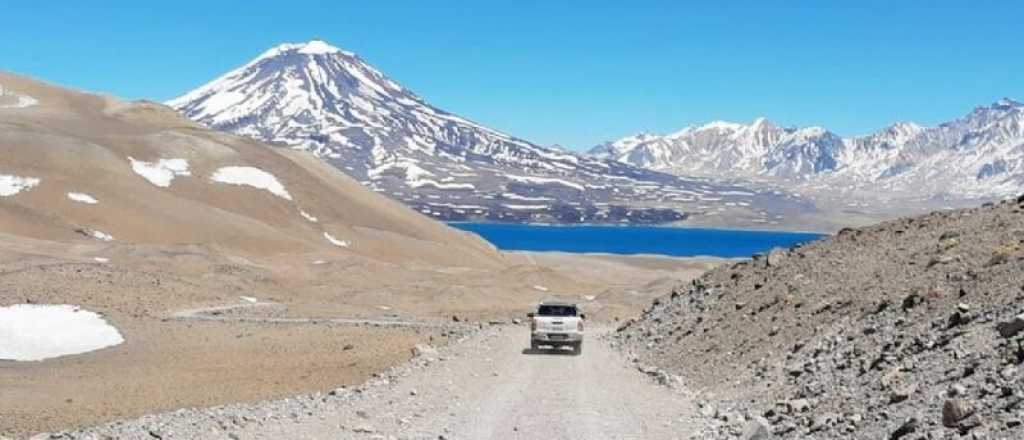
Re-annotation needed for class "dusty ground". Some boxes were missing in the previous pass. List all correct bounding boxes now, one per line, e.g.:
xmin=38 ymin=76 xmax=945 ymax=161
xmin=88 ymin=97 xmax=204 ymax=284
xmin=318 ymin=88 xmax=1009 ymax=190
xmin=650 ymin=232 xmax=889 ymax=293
xmin=0 ymin=237 xmax=722 ymax=438
xmin=59 ymin=325 xmax=706 ymax=440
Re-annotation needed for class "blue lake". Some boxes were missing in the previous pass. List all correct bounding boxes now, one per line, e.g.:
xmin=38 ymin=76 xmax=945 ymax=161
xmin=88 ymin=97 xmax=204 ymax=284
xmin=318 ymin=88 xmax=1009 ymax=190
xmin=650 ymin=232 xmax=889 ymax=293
xmin=450 ymin=223 xmax=824 ymax=258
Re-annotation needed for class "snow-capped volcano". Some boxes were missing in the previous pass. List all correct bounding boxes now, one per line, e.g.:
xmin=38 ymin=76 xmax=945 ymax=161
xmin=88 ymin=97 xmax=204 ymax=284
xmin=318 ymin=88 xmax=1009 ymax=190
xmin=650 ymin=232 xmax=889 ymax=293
xmin=168 ymin=40 xmax=810 ymax=227
xmin=591 ymin=99 xmax=1024 ymax=202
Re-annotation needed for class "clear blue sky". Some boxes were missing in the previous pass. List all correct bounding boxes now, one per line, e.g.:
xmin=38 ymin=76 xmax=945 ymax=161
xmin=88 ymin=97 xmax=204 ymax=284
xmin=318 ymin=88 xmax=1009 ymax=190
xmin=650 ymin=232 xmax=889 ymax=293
xmin=1 ymin=1 xmax=1021 ymax=150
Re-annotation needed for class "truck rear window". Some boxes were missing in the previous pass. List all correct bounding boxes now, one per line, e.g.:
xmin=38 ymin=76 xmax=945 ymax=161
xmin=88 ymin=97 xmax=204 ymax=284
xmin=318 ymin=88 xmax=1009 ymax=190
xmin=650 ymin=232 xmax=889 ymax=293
xmin=537 ymin=305 xmax=577 ymax=317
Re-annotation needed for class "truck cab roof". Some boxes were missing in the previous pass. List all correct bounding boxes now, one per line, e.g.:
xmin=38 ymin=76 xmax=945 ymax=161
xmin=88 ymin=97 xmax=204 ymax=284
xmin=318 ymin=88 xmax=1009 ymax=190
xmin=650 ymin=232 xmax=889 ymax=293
xmin=538 ymin=300 xmax=577 ymax=307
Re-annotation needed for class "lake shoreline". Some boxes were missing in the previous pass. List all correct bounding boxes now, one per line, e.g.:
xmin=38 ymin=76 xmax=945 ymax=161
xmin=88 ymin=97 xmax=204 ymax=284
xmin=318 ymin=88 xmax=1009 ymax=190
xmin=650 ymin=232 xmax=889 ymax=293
xmin=452 ymin=222 xmax=823 ymax=258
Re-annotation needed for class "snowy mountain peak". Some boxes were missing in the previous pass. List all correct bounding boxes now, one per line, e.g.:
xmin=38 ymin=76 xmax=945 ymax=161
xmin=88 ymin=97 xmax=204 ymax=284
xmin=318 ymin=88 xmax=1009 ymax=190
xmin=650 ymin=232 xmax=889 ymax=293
xmin=994 ymin=97 xmax=1022 ymax=109
xmin=700 ymin=120 xmax=744 ymax=132
xmin=295 ymin=39 xmax=344 ymax=55
xmin=256 ymin=39 xmax=352 ymax=59
xmin=167 ymin=39 xmax=415 ymax=138
xmin=877 ymin=121 xmax=925 ymax=141
xmin=750 ymin=117 xmax=771 ymax=129
xmin=167 ymin=42 xmax=793 ymax=226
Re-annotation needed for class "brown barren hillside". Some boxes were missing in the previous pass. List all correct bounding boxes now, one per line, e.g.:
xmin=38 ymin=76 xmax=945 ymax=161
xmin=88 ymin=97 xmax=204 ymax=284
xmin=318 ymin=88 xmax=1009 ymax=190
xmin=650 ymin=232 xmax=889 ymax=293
xmin=0 ymin=71 xmax=501 ymax=266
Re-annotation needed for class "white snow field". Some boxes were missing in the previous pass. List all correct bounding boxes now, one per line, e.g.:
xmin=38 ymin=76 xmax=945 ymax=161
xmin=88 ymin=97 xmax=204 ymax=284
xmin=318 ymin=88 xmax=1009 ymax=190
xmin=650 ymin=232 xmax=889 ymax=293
xmin=210 ymin=166 xmax=292 ymax=200
xmin=323 ymin=232 xmax=350 ymax=247
xmin=129 ymin=157 xmax=191 ymax=187
xmin=67 ymin=192 xmax=99 ymax=204
xmin=0 ymin=304 xmax=125 ymax=361
xmin=0 ymin=174 xmax=41 ymax=196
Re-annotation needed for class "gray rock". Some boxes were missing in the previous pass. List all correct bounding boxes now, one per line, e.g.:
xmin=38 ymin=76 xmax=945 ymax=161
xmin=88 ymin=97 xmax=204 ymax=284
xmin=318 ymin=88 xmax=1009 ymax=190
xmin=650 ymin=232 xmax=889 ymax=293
xmin=890 ymin=383 xmax=918 ymax=404
xmin=943 ymin=399 xmax=973 ymax=427
xmin=351 ymin=424 xmax=376 ymax=433
xmin=996 ymin=314 xmax=1024 ymax=338
xmin=698 ymin=403 xmax=719 ymax=418
xmin=957 ymin=413 xmax=983 ymax=432
xmin=787 ymin=399 xmax=811 ymax=414
xmin=809 ymin=413 xmax=837 ymax=432
xmin=767 ymin=248 xmax=787 ymax=267
xmin=740 ymin=417 xmax=773 ymax=439
xmin=889 ymin=417 xmax=919 ymax=439
xmin=939 ymin=231 xmax=961 ymax=242
xmin=949 ymin=383 xmax=968 ymax=397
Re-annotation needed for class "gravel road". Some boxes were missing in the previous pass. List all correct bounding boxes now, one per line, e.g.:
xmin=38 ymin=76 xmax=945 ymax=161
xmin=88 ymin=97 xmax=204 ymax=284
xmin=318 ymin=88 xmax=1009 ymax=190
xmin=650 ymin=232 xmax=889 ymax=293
xmin=59 ymin=325 xmax=703 ymax=440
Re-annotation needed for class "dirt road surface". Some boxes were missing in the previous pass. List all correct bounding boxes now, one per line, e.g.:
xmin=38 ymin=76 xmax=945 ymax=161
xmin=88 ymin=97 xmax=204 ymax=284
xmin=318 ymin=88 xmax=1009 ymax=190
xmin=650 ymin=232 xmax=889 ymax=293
xmin=64 ymin=325 xmax=704 ymax=440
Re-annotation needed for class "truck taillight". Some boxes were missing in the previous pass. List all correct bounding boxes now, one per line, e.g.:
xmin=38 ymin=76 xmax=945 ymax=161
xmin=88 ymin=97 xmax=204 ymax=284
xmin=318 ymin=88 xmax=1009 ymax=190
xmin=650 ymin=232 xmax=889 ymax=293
xmin=577 ymin=320 xmax=584 ymax=331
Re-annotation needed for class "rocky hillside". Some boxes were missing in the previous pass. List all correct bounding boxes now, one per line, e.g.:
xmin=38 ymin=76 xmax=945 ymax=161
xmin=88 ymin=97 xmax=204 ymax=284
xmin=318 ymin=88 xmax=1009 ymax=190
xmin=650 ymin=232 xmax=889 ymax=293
xmin=615 ymin=196 xmax=1024 ymax=439
xmin=0 ymin=70 xmax=502 ymax=268
xmin=167 ymin=40 xmax=811 ymax=228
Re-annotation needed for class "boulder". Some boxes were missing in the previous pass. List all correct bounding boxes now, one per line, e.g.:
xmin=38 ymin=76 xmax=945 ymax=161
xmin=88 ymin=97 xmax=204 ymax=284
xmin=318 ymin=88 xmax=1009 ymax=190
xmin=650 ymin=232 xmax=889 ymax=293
xmin=767 ymin=248 xmax=787 ymax=267
xmin=996 ymin=314 xmax=1024 ymax=338
xmin=889 ymin=417 xmax=919 ymax=439
xmin=740 ymin=417 xmax=774 ymax=439
xmin=942 ymin=399 xmax=973 ymax=427
xmin=890 ymin=383 xmax=918 ymax=404
xmin=787 ymin=398 xmax=811 ymax=413
xmin=948 ymin=383 xmax=968 ymax=397
xmin=698 ymin=403 xmax=718 ymax=419
xmin=809 ymin=413 xmax=837 ymax=432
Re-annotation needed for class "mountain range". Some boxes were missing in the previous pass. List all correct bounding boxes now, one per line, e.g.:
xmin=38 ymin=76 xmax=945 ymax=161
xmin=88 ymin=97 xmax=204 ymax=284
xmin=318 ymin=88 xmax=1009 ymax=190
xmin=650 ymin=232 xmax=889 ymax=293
xmin=167 ymin=40 xmax=809 ymax=229
xmin=591 ymin=99 xmax=1024 ymax=204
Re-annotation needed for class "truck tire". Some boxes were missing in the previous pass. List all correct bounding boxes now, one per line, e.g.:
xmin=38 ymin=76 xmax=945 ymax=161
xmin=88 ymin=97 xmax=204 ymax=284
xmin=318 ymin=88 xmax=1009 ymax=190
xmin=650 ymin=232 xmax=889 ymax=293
xmin=573 ymin=341 xmax=583 ymax=355
xmin=530 ymin=340 xmax=539 ymax=351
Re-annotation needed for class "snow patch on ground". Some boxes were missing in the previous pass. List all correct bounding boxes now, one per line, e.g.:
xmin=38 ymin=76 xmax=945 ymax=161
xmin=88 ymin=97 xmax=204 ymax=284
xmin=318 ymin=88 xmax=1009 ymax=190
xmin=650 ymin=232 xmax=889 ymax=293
xmin=239 ymin=296 xmax=258 ymax=303
xmin=93 ymin=257 xmax=110 ymax=263
xmin=129 ymin=157 xmax=191 ymax=188
xmin=408 ymin=179 xmax=475 ymax=190
xmin=0 ymin=304 xmax=125 ymax=361
xmin=0 ymin=174 xmax=41 ymax=196
xmin=299 ymin=210 xmax=319 ymax=223
xmin=502 ymin=192 xmax=554 ymax=202
xmin=504 ymin=204 xmax=549 ymax=210
xmin=67 ymin=192 xmax=99 ymax=204
xmin=312 ymin=260 xmax=327 ymax=265
xmin=211 ymin=166 xmax=292 ymax=200
xmin=534 ymin=285 xmax=549 ymax=292
xmin=91 ymin=230 xmax=114 ymax=242
xmin=506 ymin=175 xmax=585 ymax=191
xmin=0 ymin=85 xmax=39 ymax=109
xmin=323 ymin=232 xmax=350 ymax=248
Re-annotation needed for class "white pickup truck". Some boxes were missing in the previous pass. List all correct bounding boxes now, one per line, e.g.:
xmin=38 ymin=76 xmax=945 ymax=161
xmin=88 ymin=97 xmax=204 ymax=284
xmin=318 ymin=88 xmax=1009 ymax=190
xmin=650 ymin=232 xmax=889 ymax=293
xmin=528 ymin=301 xmax=585 ymax=354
